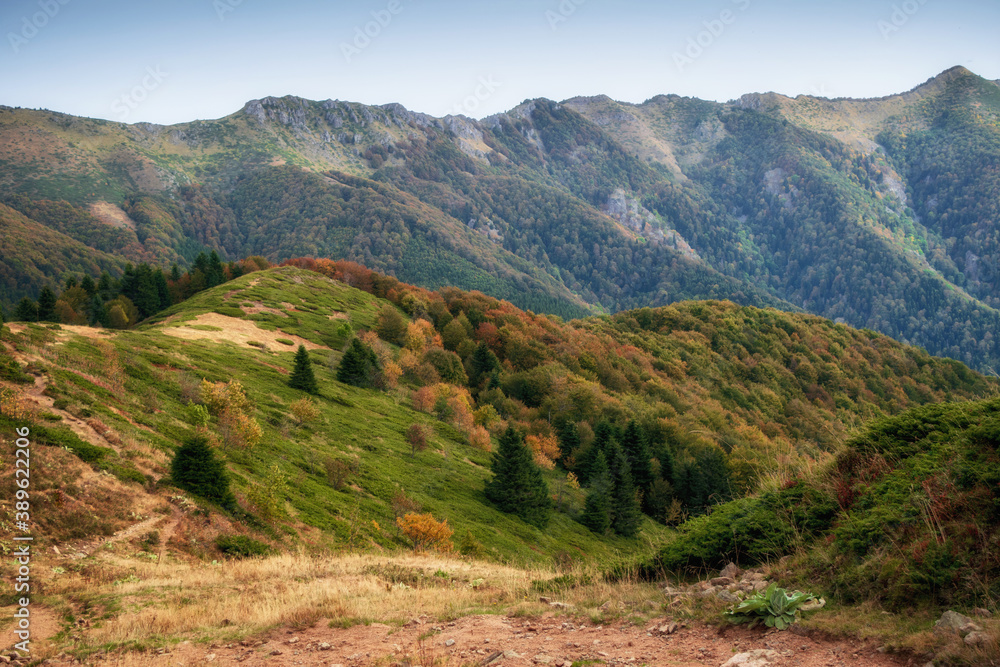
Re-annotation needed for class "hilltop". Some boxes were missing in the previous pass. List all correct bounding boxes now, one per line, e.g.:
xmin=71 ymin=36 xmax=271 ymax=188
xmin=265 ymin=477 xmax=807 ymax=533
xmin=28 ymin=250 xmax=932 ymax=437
xmin=2 ymin=67 xmax=1000 ymax=372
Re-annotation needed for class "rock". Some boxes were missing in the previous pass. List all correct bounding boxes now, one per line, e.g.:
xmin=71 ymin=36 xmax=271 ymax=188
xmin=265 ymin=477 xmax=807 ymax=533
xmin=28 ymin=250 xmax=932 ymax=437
xmin=933 ymin=610 xmax=981 ymax=637
xmin=318 ymin=642 xmax=331 ymax=651
xmin=205 ymin=654 xmax=216 ymax=662
xmin=657 ymin=622 xmax=679 ymax=635
xmin=710 ymin=577 xmax=735 ymax=587
xmin=533 ymin=655 xmax=553 ymax=665
xmin=721 ymin=649 xmax=779 ymax=667
xmin=699 ymin=587 xmax=719 ymax=598
xmin=720 ymin=562 xmax=741 ymax=579
xmin=972 ymin=607 xmax=993 ymax=617
xmin=717 ymin=590 xmax=740 ymax=604
xmin=538 ymin=596 xmax=552 ymax=604
xmin=269 ymin=649 xmax=282 ymax=656
xmin=445 ymin=639 xmax=456 ymax=647
xmin=503 ymin=651 xmax=521 ymax=659
xmin=480 ymin=651 xmax=503 ymax=665
xmin=287 ymin=637 xmax=299 ymax=644
xmin=752 ymin=581 xmax=770 ymax=592
xmin=965 ymin=631 xmax=988 ymax=647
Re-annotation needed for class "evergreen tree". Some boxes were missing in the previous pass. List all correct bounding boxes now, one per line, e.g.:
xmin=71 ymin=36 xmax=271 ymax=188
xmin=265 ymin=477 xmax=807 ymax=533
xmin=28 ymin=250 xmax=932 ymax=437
xmin=608 ymin=441 xmax=642 ymax=537
xmin=206 ymin=250 xmax=226 ymax=287
xmin=621 ymin=420 xmax=654 ymax=511
xmin=64 ymin=276 xmax=78 ymax=290
xmin=336 ymin=338 xmax=378 ymax=388
xmin=170 ymin=435 xmax=236 ymax=509
xmin=556 ymin=420 xmax=581 ymax=467
xmin=88 ymin=294 xmax=110 ymax=328
xmin=468 ymin=341 xmax=500 ymax=387
xmin=484 ymin=426 xmax=552 ymax=528
xmin=169 ymin=263 xmax=181 ymax=282
xmin=14 ymin=297 xmax=38 ymax=322
xmin=154 ymin=268 xmax=171 ymax=308
xmin=580 ymin=450 xmax=612 ymax=534
xmin=288 ymin=344 xmax=319 ymax=394
xmin=37 ymin=286 xmax=58 ymax=322
xmin=575 ymin=420 xmax=615 ymax=485
xmin=80 ymin=275 xmax=96 ymax=296
xmin=97 ymin=272 xmax=112 ymax=294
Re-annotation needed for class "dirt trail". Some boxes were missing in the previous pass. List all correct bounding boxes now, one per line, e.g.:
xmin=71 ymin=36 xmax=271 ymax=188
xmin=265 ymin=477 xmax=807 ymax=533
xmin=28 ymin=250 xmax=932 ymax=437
xmin=69 ymin=613 xmax=908 ymax=667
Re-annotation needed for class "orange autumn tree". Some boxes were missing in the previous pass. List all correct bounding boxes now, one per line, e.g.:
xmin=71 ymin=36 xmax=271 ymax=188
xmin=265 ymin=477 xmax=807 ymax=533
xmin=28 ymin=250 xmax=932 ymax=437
xmin=396 ymin=512 xmax=453 ymax=552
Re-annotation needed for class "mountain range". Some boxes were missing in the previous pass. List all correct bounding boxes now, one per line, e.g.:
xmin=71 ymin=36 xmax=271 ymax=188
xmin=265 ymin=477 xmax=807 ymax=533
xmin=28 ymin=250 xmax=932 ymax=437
xmin=1 ymin=65 xmax=998 ymax=371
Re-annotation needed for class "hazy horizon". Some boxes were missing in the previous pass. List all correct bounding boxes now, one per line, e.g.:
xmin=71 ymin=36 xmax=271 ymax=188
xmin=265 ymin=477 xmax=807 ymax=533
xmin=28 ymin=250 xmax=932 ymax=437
xmin=2 ymin=0 xmax=998 ymax=125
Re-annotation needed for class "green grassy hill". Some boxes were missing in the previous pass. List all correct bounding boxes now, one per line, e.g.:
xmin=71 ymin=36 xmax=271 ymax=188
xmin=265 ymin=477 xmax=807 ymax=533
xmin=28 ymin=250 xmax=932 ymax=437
xmin=1 ymin=264 xmax=995 ymax=569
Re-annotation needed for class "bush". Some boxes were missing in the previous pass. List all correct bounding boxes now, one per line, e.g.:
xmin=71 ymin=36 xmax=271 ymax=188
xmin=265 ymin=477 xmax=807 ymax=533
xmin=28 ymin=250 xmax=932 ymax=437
xmin=406 ymin=423 xmax=430 ymax=457
xmin=396 ymin=513 xmax=453 ymax=552
xmin=215 ymin=535 xmax=271 ymax=558
xmin=170 ymin=435 xmax=236 ymax=509
xmin=290 ymin=396 xmax=320 ymax=423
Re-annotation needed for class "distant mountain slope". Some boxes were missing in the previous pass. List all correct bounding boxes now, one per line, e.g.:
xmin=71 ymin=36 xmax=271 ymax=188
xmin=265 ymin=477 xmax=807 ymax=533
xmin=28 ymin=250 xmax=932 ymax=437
xmin=1 ymin=67 xmax=998 ymax=371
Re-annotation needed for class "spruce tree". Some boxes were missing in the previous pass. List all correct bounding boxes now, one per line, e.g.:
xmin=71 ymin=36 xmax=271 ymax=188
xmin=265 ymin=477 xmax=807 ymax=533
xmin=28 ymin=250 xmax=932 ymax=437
xmin=608 ymin=441 xmax=642 ymax=537
xmin=170 ymin=435 xmax=235 ymax=509
xmin=621 ymin=420 xmax=654 ymax=511
xmin=556 ymin=420 xmax=581 ymax=467
xmin=80 ymin=275 xmax=97 ymax=296
xmin=580 ymin=450 xmax=612 ymax=534
xmin=15 ymin=297 xmax=38 ymax=322
xmin=337 ymin=338 xmax=378 ymax=388
xmin=468 ymin=341 xmax=500 ymax=387
xmin=88 ymin=294 xmax=110 ymax=327
xmin=288 ymin=344 xmax=319 ymax=394
xmin=206 ymin=250 xmax=226 ymax=287
xmin=575 ymin=420 xmax=615 ymax=485
xmin=484 ymin=426 xmax=552 ymax=528
xmin=37 ymin=286 xmax=58 ymax=322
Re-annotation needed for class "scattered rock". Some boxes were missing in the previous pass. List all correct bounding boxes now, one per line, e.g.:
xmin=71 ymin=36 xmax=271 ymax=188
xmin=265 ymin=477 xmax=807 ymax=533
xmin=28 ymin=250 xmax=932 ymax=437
xmin=721 ymin=648 xmax=779 ymax=667
xmin=287 ymin=637 xmax=299 ymax=644
xmin=480 ymin=651 xmax=503 ymax=665
xmin=656 ymin=622 xmax=679 ymax=635
xmin=503 ymin=650 xmax=521 ymax=659
xmin=533 ymin=655 xmax=553 ymax=665
xmin=538 ymin=596 xmax=551 ymax=604
xmin=445 ymin=639 xmax=456 ymax=647
xmin=269 ymin=649 xmax=283 ymax=656
xmin=965 ymin=631 xmax=988 ymax=647
xmin=318 ymin=642 xmax=331 ymax=651
xmin=972 ymin=607 xmax=993 ymax=618
xmin=710 ymin=577 xmax=735 ymax=587
xmin=720 ymin=562 xmax=741 ymax=579
xmin=933 ymin=610 xmax=981 ymax=637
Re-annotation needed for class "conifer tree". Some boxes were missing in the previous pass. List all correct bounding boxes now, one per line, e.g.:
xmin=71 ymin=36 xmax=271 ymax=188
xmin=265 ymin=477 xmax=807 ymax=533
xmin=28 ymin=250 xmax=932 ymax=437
xmin=608 ymin=441 xmax=642 ymax=537
xmin=556 ymin=420 xmax=581 ymax=467
xmin=289 ymin=345 xmax=319 ymax=394
xmin=207 ymin=250 xmax=226 ymax=287
xmin=336 ymin=338 xmax=378 ymax=388
xmin=575 ymin=420 xmax=615 ymax=485
xmin=484 ymin=426 xmax=552 ymax=528
xmin=37 ymin=286 xmax=58 ymax=322
xmin=580 ymin=449 xmax=612 ymax=534
xmin=80 ymin=275 xmax=96 ymax=296
xmin=621 ymin=420 xmax=654 ymax=511
xmin=88 ymin=294 xmax=110 ymax=328
xmin=170 ymin=435 xmax=236 ymax=509
xmin=15 ymin=297 xmax=38 ymax=322
xmin=467 ymin=341 xmax=500 ymax=387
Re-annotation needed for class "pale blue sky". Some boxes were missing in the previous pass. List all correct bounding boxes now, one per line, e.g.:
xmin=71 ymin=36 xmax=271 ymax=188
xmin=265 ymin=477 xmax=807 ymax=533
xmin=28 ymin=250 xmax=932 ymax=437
xmin=1 ymin=0 xmax=997 ymax=124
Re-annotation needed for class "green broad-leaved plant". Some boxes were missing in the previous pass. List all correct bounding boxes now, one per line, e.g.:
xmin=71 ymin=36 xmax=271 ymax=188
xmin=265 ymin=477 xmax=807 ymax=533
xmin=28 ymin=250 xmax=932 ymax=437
xmin=723 ymin=584 xmax=825 ymax=630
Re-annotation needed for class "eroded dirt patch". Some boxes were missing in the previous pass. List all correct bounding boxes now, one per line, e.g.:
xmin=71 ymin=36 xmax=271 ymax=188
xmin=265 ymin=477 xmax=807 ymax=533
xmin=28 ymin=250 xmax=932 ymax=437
xmin=159 ymin=313 xmax=327 ymax=351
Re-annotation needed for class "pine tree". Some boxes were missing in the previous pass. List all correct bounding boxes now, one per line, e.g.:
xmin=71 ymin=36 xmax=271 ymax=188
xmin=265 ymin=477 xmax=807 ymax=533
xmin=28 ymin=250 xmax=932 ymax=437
xmin=206 ymin=250 xmax=225 ymax=287
xmin=98 ymin=272 xmax=112 ymax=294
xmin=621 ymin=420 xmax=654 ymax=511
xmin=337 ymin=338 xmax=378 ymax=388
xmin=80 ymin=275 xmax=97 ymax=296
xmin=37 ymin=286 xmax=58 ymax=322
xmin=484 ymin=426 xmax=552 ymax=528
xmin=170 ymin=435 xmax=235 ymax=509
xmin=608 ymin=441 xmax=642 ymax=537
xmin=580 ymin=450 xmax=612 ymax=534
xmin=88 ymin=294 xmax=110 ymax=327
xmin=575 ymin=420 xmax=615 ymax=485
xmin=556 ymin=420 xmax=581 ymax=467
xmin=154 ymin=268 xmax=171 ymax=308
xmin=288 ymin=345 xmax=319 ymax=394
xmin=169 ymin=263 xmax=182 ymax=282
xmin=468 ymin=341 xmax=500 ymax=387
xmin=14 ymin=297 xmax=37 ymax=322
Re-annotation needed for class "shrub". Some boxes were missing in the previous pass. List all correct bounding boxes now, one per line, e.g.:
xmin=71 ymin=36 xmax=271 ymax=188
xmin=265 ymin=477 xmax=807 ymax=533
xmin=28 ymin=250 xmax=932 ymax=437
xmin=200 ymin=379 xmax=253 ymax=416
xmin=324 ymin=456 xmax=358 ymax=490
xmin=396 ymin=513 xmax=454 ymax=552
xmin=170 ymin=435 xmax=236 ymax=509
xmin=391 ymin=490 xmax=421 ymax=518
xmin=215 ymin=535 xmax=271 ymax=558
xmin=219 ymin=408 xmax=263 ymax=450
xmin=467 ymin=425 xmax=492 ymax=452
xmin=245 ymin=463 xmax=288 ymax=524
xmin=290 ymin=396 xmax=320 ymax=423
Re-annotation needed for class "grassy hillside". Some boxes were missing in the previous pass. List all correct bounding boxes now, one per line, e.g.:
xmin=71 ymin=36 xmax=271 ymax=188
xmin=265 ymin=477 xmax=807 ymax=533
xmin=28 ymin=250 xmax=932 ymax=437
xmin=1 ymin=265 xmax=995 ymax=572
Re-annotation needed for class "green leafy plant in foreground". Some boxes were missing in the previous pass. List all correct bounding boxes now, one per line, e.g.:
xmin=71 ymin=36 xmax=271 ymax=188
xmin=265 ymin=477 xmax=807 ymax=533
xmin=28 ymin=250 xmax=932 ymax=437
xmin=724 ymin=584 xmax=825 ymax=629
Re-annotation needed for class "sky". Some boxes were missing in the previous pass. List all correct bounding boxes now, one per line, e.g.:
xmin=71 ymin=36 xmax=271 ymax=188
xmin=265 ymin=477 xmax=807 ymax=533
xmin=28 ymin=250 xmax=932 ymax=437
xmin=1 ymin=0 xmax=998 ymax=125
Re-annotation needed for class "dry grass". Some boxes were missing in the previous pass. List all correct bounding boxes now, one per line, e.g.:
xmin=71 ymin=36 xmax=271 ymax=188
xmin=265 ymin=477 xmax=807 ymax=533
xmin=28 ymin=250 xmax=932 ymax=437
xmin=44 ymin=551 xmax=663 ymax=656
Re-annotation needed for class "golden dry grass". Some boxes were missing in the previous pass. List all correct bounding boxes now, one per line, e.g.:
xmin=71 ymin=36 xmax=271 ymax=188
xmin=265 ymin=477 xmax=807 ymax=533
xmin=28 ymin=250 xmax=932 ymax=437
xmin=42 ymin=550 xmax=664 ymax=657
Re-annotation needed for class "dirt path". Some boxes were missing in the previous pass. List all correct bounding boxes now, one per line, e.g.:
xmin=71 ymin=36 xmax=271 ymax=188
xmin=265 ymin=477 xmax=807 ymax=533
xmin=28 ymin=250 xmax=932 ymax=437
xmin=70 ymin=614 xmax=908 ymax=667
